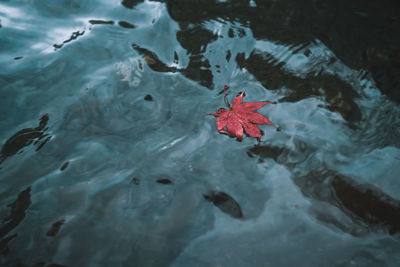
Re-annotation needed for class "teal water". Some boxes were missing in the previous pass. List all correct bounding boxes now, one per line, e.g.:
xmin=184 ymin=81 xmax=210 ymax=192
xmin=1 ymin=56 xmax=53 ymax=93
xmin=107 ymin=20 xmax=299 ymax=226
xmin=1 ymin=0 xmax=400 ymax=266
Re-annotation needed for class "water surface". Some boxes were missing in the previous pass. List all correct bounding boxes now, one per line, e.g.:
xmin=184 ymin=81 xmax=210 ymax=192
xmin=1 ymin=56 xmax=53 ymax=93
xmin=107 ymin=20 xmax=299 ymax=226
xmin=1 ymin=0 xmax=400 ymax=266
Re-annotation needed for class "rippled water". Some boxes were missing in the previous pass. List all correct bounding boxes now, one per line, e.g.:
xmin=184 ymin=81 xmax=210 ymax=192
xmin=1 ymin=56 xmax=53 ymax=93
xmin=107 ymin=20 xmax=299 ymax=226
xmin=1 ymin=0 xmax=400 ymax=266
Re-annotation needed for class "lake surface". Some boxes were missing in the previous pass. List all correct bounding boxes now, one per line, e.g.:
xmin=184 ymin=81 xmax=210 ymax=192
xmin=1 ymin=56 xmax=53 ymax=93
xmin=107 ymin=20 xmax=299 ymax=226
xmin=1 ymin=0 xmax=400 ymax=266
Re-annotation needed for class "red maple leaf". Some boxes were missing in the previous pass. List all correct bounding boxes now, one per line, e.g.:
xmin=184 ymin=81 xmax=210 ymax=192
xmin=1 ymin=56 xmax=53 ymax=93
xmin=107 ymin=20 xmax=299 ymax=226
xmin=209 ymin=84 xmax=279 ymax=141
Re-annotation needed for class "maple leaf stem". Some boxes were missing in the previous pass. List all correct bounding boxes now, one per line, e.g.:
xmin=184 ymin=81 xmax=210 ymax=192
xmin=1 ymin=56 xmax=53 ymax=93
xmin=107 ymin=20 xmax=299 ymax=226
xmin=223 ymin=84 xmax=231 ymax=108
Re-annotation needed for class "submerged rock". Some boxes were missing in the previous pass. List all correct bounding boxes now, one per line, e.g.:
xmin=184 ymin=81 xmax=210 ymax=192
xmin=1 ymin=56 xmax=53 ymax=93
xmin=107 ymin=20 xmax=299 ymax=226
xmin=144 ymin=94 xmax=153 ymax=101
xmin=132 ymin=177 xmax=140 ymax=185
xmin=156 ymin=179 xmax=173 ymax=185
xmin=46 ymin=219 xmax=66 ymax=237
xmin=131 ymin=43 xmax=213 ymax=89
xmin=60 ymin=162 xmax=69 ymax=171
xmin=296 ymin=169 xmax=400 ymax=235
xmin=88 ymin=20 xmax=114 ymax=25
xmin=204 ymin=191 xmax=243 ymax=219
xmin=121 ymin=0 xmax=143 ymax=9
xmin=0 ymin=114 xmax=50 ymax=164
xmin=0 ymin=187 xmax=32 ymax=252
xmin=118 ymin=21 xmax=135 ymax=29
xmin=236 ymin=51 xmax=362 ymax=122
xmin=0 ymin=114 xmax=51 ymax=164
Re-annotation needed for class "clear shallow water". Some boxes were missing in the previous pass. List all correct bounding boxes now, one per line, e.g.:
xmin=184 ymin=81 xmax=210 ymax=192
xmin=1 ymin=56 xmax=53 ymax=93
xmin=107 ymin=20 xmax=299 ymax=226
xmin=1 ymin=0 xmax=400 ymax=266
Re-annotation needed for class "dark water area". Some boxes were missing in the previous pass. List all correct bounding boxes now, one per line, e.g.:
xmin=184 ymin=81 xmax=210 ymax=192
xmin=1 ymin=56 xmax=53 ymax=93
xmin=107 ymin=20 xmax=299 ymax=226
xmin=1 ymin=0 xmax=400 ymax=266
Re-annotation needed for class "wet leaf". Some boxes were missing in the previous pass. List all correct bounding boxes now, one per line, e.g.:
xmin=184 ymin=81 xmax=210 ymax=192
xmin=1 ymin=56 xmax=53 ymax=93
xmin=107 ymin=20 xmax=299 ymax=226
xmin=209 ymin=85 xmax=278 ymax=141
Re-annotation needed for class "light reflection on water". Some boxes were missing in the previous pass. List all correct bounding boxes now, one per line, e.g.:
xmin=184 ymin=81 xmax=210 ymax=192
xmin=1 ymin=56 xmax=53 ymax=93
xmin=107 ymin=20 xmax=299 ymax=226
xmin=1 ymin=0 xmax=400 ymax=266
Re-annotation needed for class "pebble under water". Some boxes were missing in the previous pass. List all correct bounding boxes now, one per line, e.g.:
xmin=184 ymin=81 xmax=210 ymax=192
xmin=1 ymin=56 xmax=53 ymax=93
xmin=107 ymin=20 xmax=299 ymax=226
xmin=1 ymin=0 xmax=400 ymax=266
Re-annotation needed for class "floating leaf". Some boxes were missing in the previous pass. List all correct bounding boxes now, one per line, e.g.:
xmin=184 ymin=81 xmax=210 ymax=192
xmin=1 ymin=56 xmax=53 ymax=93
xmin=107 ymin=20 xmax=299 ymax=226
xmin=209 ymin=84 xmax=279 ymax=141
